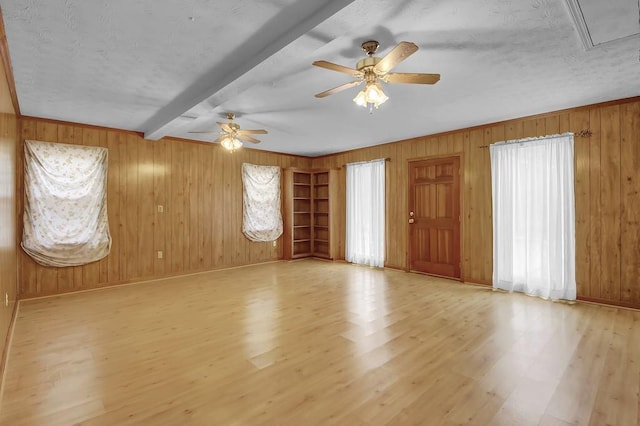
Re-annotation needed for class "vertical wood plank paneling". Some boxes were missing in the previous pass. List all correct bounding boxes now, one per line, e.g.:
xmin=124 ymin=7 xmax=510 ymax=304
xmin=81 ymin=127 xmax=102 ymax=288
xmin=0 ymin=71 xmax=18 ymax=366
xmin=212 ymin=146 xmax=224 ymax=265
xmin=481 ymin=127 xmax=499 ymax=282
xmin=117 ymin=132 xmax=128 ymax=281
xmin=599 ymin=106 xmax=621 ymax=301
xmin=452 ymin=133 xmax=463 ymax=153
xmin=138 ymin=137 xmax=154 ymax=278
xmin=233 ymin=153 xmax=244 ymax=265
xmin=523 ymin=119 xmax=537 ymax=138
xmin=545 ymin=115 xmax=559 ymax=135
xmin=17 ymin=120 xmax=310 ymax=297
xmin=535 ymin=118 xmax=546 ymax=136
xmin=202 ymin=145 xmax=214 ymax=269
xmin=183 ymin=143 xmax=194 ymax=270
xmin=461 ymin=131 xmax=472 ymax=277
xmin=588 ymin=108 xmax=602 ymax=298
xmin=35 ymin=121 xmax=59 ymax=294
xmin=106 ymin=131 xmax=121 ymax=283
xmin=505 ymin=120 xmax=523 ymax=140
xmin=188 ymin=144 xmax=200 ymax=270
xmin=570 ymin=110 xmax=591 ymax=297
xmin=171 ymin=141 xmax=185 ymax=273
xmin=468 ymin=129 xmax=485 ymax=283
xmin=222 ymin=148 xmax=233 ymax=265
xmin=124 ymin=133 xmax=139 ymax=280
xmin=153 ymin=140 xmax=166 ymax=276
xmin=620 ymin=103 xmax=640 ymax=304
xmin=15 ymin=99 xmax=640 ymax=308
xmin=559 ymin=113 xmax=570 ymax=133
xmin=97 ymin=130 xmax=109 ymax=285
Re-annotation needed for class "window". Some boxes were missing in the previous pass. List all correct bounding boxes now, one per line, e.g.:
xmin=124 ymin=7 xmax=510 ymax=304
xmin=22 ymin=140 xmax=111 ymax=266
xmin=241 ymin=163 xmax=283 ymax=242
xmin=490 ymin=133 xmax=576 ymax=300
xmin=346 ymin=159 xmax=385 ymax=267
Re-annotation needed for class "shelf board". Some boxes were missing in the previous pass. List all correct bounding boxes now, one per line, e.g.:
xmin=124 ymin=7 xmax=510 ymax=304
xmin=293 ymin=197 xmax=311 ymax=200
xmin=314 ymin=183 xmax=329 ymax=187
xmin=294 ymin=183 xmax=311 ymax=186
xmin=294 ymin=211 xmax=312 ymax=214
xmin=294 ymin=239 xmax=311 ymax=243
xmin=313 ymin=225 xmax=328 ymax=229
xmin=313 ymin=197 xmax=329 ymax=200
xmin=292 ymin=252 xmax=312 ymax=258
xmin=293 ymin=225 xmax=311 ymax=228
xmin=314 ymin=239 xmax=329 ymax=243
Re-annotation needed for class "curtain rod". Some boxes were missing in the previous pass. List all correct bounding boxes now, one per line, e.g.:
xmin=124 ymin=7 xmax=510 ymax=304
xmin=342 ymin=157 xmax=390 ymax=168
xmin=477 ymin=130 xmax=591 ymax=149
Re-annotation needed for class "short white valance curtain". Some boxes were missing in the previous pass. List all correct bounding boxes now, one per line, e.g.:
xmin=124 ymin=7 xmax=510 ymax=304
xmin=22 ymin=140 xmax=111 ymax=267
xmin=346 ymin=158 xmax=385 ymax=267
xmin=490 ymin=133 xmax=576 ymax=300
xmin=242 ymin=163 xmax=283 ymax=242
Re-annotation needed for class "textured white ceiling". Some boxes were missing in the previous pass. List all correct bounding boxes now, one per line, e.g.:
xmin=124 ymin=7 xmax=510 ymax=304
xmin=577 ymin=0 xmax=640 ymax=45
xmin=2 ymin=0 xmax=640 ymax=156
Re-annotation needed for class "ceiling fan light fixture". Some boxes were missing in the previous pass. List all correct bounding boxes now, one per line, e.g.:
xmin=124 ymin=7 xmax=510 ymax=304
xmin=221 ymin=136 xmax=243 ymax=152
xmin=353 ymin=89 xmax=368 ymax=107
xmin=353 ymin=81 xmax=388 ymax=110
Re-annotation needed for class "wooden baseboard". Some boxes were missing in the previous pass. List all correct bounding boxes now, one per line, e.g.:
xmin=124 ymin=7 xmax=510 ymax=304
xmin=577 ymin=296 xmax=640 ymax=311
xmin=0 ymin=300 xmax=19 ymax=403
xmin=19 ymin=258 xmax=283 ymax=301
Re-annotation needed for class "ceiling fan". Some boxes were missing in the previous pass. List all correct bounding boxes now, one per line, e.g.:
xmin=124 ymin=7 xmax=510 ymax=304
xmin=313 ymin=40 xmax=440 ymax=110
xmin=189 ymin=113 xmax=267 ymax=151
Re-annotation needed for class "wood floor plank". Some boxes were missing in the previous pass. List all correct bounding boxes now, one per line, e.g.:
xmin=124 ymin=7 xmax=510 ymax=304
xmin=1 ymin=260 xmax=638 ymax=425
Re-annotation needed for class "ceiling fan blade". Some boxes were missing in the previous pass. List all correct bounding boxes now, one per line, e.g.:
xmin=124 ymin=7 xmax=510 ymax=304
xmin=217 ymin=122 xmax=234 ymax=133
xmin=238 ymin=134 xmax=261 ymax=144
xmin=237 ymin=129 xmax=267 ymax=135
xmin=212 ymin=136 xmax=225 ymax=144
xmin=312 ymin=60 xmax=364 ymax=78
xmin=386 ymin=72 xmax=440 ymax=84
xmin=374 ymin=41 xmax=419 ymax=75
xmin=188 ymin=130 xmax=218 ymax=134
xmin=314 ymin=80 xmax=363 ymax=98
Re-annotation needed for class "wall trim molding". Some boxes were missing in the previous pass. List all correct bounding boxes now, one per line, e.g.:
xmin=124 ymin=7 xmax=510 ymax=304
xmin=311 ymin=95 xmax=640 ymax=160
xmin=18 ymin=259 xmax=284 ymax=300
xmin=0 ymin=7 xmax=20 ymax=116
xmin=0 ymin=300 xmax=19 ymax=401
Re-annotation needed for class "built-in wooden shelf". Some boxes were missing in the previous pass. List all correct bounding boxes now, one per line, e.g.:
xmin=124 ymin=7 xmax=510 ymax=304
xmin=283 ymin=168 xmax=338 ymax=260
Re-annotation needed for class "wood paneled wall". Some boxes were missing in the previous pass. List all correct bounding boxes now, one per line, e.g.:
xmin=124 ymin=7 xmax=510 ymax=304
xmin=312 ymin=97 xmax=640 ymax=309
xmin=0 ymin=64 xmax=18 ymax=367
xmin=16 ymin=118 xmax=311 ymax=298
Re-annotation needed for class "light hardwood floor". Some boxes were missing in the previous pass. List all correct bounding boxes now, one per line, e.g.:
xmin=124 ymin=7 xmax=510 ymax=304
xmin=1 ymin=260 xmax=638 ymax=425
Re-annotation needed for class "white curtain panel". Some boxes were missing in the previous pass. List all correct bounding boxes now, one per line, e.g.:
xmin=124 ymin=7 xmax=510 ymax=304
xmin=346 ymin=159 xmax=385 ymax=267
xmin=22 ymin=140 xmax=111 ymax=267
xmin=241 ymin=163 xmax=283 ymax=242
xmin=490 ymin=133 xmax=576 ymax=300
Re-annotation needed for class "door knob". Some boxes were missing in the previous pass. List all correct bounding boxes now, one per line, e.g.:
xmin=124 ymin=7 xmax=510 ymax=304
xmin=409 ymin=211 xmax=415 ymax=217
xmin=409 ymin=218 xmax=415 ymax=224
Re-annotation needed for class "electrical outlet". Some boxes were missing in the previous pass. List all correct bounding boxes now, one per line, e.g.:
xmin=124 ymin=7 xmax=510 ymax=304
xmin=157 ymin=251 xmax=163 ymax=259
xmin=272 ymin=241 xmax=277 ymax=247
xmin=157 ymin=205 xmax=164 ymax=213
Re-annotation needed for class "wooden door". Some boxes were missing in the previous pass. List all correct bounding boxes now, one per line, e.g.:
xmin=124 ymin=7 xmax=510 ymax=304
xmin=408 ymin=157 xmax=461 ymax=278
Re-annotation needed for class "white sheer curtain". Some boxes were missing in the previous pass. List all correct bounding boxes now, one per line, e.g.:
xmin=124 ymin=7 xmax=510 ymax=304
xmin=490 ymin=133 xmax=576 ymax=300
xmin=346 ymin=159 xmax=385 ymax=267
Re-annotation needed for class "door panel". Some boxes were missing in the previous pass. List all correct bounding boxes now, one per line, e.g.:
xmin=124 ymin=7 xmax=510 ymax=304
xmin=409 ymin=157 xmax=461 ymax=278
